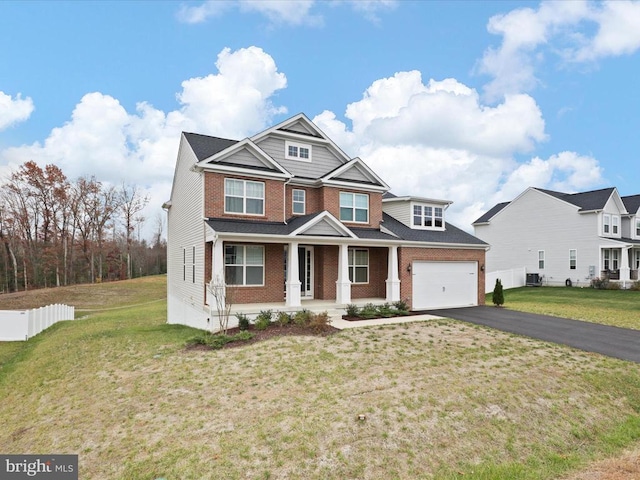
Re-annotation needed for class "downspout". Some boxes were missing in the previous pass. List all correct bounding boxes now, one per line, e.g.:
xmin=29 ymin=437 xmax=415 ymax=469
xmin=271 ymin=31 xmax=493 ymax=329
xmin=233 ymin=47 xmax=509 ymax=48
xmin=283 ymin=178 xmax=292 ymax=224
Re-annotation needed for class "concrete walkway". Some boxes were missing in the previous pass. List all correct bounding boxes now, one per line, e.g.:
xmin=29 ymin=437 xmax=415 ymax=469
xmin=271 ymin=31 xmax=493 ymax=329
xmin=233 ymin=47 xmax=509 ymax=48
xmin=426 ymin=306 xmax=640 ymax=363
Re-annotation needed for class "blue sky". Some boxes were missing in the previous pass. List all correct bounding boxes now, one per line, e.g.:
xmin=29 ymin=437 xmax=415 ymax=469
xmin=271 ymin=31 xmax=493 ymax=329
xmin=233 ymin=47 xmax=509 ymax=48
xmin=1 ymin=0 xmax=640 ymax=237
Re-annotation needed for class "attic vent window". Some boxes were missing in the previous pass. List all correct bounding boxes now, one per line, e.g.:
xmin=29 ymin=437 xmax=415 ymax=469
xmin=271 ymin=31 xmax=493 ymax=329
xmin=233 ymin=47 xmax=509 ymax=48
xmin=285 ymin=141 xmax=312 ymax=162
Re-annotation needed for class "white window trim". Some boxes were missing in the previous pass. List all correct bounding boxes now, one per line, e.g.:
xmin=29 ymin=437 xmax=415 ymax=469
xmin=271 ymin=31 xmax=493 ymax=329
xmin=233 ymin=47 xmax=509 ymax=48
xmin=348 ymin=247 xmax=369 ymax=284
xmin=411 ymin=203 xmax=445 ymax=231
xmin=224 ymin=178 xmax=265 ymax=216
xmin=603 ymin=213 xmax=611 ymax=234
xmin=635 ymin=217 xmax=640 ymax=238
xmin=292 ymin=189 xmax=306 ymax=215
xmin=569 ymin=249 xmax=577 ymax=270
xmin=538 ymin=250 xmax=545 ymax=270
xmin=224 ymin=244 xmax=265 ymax=287
xmin=339 ymin=192 xmax=369 ymax=224
xmin=285 ymin=140 xmax=312 ymax=162
xmin=612 ymin=215 xmax=619 ymax=235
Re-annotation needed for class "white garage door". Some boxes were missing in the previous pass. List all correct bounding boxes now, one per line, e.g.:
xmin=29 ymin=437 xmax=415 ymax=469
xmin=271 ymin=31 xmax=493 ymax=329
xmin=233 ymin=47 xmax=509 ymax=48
xmin=412 ymin=261 xmax=478 ymax=310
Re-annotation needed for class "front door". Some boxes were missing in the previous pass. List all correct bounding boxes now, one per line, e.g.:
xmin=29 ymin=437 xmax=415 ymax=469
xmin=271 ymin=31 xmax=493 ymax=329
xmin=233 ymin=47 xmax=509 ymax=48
xmin=298 ymin=246 xmax=314 ymax=298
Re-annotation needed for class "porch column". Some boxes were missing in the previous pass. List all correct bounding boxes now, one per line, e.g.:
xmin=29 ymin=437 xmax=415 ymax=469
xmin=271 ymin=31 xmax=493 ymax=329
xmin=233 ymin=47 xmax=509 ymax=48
xmin=209 ymin=238 xmax=225 ymax=307
xmin=385 ymin=245 xmax=401 ymax=302
xmin=620 ymin=246 xmax=631 ymax=286
xmin=286 ymin=241 xmax=301 ymax=307
xmin=336 ymin=243 xmax=351 ymax=305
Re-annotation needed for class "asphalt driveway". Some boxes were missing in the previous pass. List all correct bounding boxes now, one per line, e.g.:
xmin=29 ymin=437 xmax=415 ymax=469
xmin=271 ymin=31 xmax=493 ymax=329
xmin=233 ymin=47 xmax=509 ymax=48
xmin=426 ymin=306 xmax=640 ymax=363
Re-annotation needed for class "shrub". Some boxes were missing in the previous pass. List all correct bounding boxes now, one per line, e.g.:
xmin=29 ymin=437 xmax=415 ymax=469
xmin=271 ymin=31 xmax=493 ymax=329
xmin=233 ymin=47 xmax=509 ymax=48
xmin=236 ymin=313 xmax=250 ymax=331
xmin=591 ymin=277 xmax=609 ymax=289
xmin=360 ymin=303 xmax=379 ymax=319
xmin=309 ymin=311 xmax=332 ymax=332
xmin=254 ymin=310 xmax=273 ymax=331
xmin=276 ymin=311 xmax=292 ymax=326
xmin=630 ymin=281 xmax=640 ymax=291
xmin=607 ymin=281 xmax=621 ymax=290
xmin=345 ymin=304 xmax=360 ymax=317
xmin=492 ymin=279 xmax=504 ymax=306
xmin=293 ymin=309 xmax=312 ymax=326
xmin=376 ymin=303 xmax=395 ymax=318
xmin=393 ymin=299 xmax=409 ymax=313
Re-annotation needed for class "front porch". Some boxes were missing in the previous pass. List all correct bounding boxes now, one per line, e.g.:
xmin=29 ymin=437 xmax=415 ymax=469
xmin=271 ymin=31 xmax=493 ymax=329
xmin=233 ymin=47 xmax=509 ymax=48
xmin=600 ymin=244 xmax=640 ymax=285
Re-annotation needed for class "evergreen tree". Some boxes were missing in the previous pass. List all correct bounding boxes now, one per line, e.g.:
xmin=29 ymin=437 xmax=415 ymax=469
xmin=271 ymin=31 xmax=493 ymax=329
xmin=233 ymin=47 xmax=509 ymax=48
xmin=492 ymin=278 xmax=504 ymax=306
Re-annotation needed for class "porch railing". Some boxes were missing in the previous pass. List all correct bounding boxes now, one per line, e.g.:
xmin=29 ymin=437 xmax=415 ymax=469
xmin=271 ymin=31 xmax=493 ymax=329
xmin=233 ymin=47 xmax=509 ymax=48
xmin=632 ymin=270 xmax=639 ymax=281
xmin=601 ymin=270 xmax=620 ymax=280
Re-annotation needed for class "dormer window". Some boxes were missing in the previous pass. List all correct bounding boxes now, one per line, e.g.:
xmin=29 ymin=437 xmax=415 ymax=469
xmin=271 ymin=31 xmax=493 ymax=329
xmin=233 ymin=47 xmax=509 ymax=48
xmin=413 ymin=204 xmax=444 ymax=229
xmin=285 ymin=141 xmax=311 ymax=162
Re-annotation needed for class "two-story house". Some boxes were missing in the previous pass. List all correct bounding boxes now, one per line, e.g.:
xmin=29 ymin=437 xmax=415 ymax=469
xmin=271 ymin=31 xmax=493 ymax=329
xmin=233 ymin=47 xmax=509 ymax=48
xmin=164 ymin=113 xmax=487 ymax=331
xmin=473 ymin=187 xmax=640 ymax=288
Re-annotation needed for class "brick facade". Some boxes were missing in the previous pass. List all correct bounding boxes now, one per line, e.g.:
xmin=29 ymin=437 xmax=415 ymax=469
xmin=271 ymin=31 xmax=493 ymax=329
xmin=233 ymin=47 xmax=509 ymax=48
xmin=397 ymin=247 xmax=486 ymax=307
xmin=204 ymin=173 xmax=285 ymax=222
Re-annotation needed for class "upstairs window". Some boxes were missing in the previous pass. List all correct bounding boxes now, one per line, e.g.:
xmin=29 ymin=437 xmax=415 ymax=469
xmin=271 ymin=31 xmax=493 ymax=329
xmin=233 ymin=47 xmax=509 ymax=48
xmin=340 ymin=192 xmax=369 ymax=223
xmin=292 ymin=189 xmax=306 ymax=215
xmin=603 ymin=214 xmax=611 ymax=234
xmin=612 ymin=216 xmax=619 ymax=235
xmin=225 ymin=179 xmax=264 ymax=215
xmin=412 ymin=204 xmax=444 ymax=229
xmin=636 ymin=218 xmax=640 ymax=237
xmin=285 ymin=141 xmax=312 ymax=162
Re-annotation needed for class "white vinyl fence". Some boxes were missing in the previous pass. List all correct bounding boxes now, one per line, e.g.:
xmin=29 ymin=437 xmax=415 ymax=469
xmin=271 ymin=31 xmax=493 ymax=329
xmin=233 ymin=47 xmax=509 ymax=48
xmin=0 ymin=304 xmax=75 ymax=341
xmin=485 ymin=267 xmax=527 ymax=293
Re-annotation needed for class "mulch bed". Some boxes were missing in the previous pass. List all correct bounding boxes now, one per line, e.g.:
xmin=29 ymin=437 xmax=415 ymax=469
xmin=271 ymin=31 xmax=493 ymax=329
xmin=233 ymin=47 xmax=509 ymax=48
xmin=186 ymin=323 xmax=340 ymax=351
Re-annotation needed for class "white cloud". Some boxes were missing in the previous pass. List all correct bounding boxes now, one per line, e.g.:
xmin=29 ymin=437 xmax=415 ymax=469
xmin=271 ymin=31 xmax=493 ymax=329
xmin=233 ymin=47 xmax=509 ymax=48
xmin=0 ymin=91 xmax=34 ymax=131
xmin=315 ymin=70 xmax=605 ymax=230
xmin=478 ymin=0 xmax=640 ymax=100
xmin=0 ymin=46 xmax=287 ymax=239
xmin=347 ymin=0 xmax=398 ymax=24
xmin=177 ymin=0 xmax=321 ymax=26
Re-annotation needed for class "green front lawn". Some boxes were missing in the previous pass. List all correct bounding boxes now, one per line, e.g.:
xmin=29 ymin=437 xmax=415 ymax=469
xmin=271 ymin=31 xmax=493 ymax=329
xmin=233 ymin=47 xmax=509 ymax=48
xmin=487 ymin=286 xmax=640 ymax=330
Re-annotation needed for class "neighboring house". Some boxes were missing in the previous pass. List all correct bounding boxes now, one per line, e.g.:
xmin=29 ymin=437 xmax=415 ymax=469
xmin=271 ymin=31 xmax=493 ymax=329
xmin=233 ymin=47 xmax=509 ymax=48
xmin=473 ymin=187 xmax=640 ymax=288
xmin=164 ymin=113 xmax=487 ymax=331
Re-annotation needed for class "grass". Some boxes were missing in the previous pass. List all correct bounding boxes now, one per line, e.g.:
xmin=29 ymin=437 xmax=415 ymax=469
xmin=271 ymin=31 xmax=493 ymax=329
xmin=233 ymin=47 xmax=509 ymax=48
xmin=487 ymin=286 xmax=640 ymax=330
xmin=0 ymin=277 xmax=639 ymax=478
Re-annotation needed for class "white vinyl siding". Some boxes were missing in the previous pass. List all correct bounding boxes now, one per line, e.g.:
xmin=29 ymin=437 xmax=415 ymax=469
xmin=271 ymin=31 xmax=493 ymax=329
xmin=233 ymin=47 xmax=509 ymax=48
xmin=225 ymin=178 xmax=264 ymax=215
xmin=256 ymin=137 xmax=344 ymax=178
xmin=166 ymin=135 xmax=206 ymax=327
xmin=474 ymin=188 xmax=604 ymax=287
xmin=636 ymin=218 xmax=640 ymax=238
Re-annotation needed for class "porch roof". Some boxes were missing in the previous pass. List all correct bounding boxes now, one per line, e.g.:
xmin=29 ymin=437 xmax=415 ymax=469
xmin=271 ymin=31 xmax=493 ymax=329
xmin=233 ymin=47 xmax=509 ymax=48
xmin=206 ymin=212 xmax=487 ymax=246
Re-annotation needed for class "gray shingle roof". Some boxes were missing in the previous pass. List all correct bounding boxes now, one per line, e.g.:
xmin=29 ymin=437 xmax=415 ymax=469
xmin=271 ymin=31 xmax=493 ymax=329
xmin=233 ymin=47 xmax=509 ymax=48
xmin=183 ymin=132 xmax=238 ymax=161
xmin=382 ymin=213 xmax=488 ymax=245
xmin=622 ymin=195 xmax=640 ymax=214
xmin=206 ymin=212 xmax=486 ymax=246
xmin=475 ymin=187 xmax=620 ymax=224
xmin=473 ymin=202 xmax=509 ymax=224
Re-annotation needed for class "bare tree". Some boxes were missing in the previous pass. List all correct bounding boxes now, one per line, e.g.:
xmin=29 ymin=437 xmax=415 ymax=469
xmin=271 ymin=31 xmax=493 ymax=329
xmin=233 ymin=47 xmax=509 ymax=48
xmin=118 ymin=183 xmax=149 ymax=279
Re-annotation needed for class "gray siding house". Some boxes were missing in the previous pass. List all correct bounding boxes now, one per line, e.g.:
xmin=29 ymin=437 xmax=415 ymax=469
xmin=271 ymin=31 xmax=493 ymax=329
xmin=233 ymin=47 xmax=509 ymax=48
xmin=474 ymin=187 xmax=640 ymax=287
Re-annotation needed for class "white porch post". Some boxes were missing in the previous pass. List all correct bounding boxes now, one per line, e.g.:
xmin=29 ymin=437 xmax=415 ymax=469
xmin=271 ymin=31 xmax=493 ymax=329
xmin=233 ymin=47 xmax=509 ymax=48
xmin=336 ymin=243 xmax=351 ymax=305
xmin=286 ymin=242 xmax=302 ymax=307
xmin=620 ymin=246 xmax=631 ymax=286
xmin=209 ymin=238 xmax=225 ymax=306
xmin=385 ymin=245 xmax=401 ymax=302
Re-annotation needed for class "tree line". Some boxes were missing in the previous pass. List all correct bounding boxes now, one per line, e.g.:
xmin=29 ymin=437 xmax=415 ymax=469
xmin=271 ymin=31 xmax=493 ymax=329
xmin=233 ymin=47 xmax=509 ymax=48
xmin=0 ymin=161 xmax=166 ymax=293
